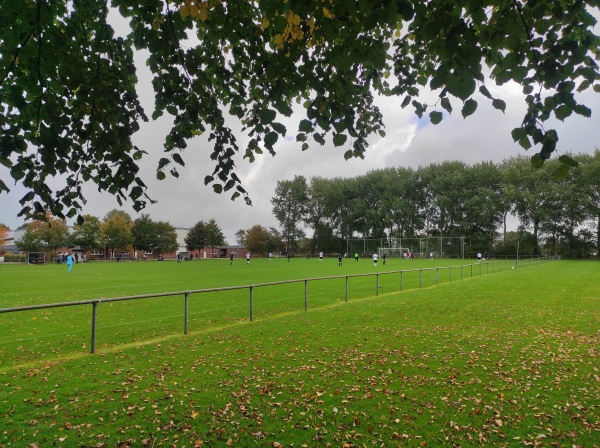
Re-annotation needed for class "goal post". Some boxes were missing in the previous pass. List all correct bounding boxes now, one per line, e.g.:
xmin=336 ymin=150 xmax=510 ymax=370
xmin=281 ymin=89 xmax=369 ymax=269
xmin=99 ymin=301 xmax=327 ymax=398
xmin=378 ymin=247 xmax=409 ymax=258
xmin=27 ymin=252 xmax=46 ymax=265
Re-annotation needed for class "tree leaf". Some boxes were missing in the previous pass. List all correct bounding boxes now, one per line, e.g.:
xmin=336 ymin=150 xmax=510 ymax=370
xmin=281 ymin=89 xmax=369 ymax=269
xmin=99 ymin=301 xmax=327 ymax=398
xmin=558 ymin=154 xmax=578 ymax=167
xmin=440 ymin=97 xmax=452 ymax=113
xmin=298 ymin=119 xmax=313 ymax=133
xmin=554 ymin=105 xmax=572 ymax=121
xmin=172 ymin=153 xmax=185 ymax=167
xmin=264 ymin=131 xmax=278 ymax=147
xmin=429 ymin=111 xmax=443 ymax=125
xmin=272 ymin=122 xmax=287 ymax=135
xmin=447 ymin=75 xmax=476 ymax=101
xmin=492 ymin=99 xmax=506 ymax=113
xmin=258 ymin=108 xmax=277 ymax=124
xmin=511 ymin=127 xmax=526 ymax=142
xmin=518 ymin=137 xmax=532 ymax=150
xmin=333 ymin=133 xmax=347 ymax=147
xmin=275 ymin=100 xmax=293 ymax=116
xmin=461 ymin=99 xmax=478 ymax=118
xmin=531 ymin=154 xmax=544 ymax=169
xmin=479 ymin=85 xmax=492 ymax=99
xmin=573 ymin=104 xmax=591 ymax=118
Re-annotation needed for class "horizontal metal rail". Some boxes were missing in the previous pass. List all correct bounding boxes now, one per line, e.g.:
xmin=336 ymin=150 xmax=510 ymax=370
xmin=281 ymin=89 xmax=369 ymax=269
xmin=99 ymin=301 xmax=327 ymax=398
xmin=0 ymin=257 xmax=553 ymax=353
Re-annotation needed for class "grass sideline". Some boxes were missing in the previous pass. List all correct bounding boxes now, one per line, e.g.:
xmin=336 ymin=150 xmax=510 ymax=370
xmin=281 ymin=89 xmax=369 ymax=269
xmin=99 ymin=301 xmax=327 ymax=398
xmin=0 ymin=257 xmax=508 ymax=365
xmin=1 ymin=260 xmax=598 ymax=446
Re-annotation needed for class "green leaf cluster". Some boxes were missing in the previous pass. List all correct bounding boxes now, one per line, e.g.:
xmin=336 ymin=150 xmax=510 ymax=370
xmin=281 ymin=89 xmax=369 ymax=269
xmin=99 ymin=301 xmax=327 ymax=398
xmin=1 ymin=0 xmax=598 ymax=221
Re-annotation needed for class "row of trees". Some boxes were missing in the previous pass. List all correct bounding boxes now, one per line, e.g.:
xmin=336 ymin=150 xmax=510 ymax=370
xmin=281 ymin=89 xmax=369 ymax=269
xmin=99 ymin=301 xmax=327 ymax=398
xmin=11 ymin=211 xmax=179 ymax=258
xmin=271 ymin=153 xmax=600 ymax=258
xmin=11 ymin=211 xmax=229 ymax=258
xmin=4 ymin=152 xmax=598 ymax=259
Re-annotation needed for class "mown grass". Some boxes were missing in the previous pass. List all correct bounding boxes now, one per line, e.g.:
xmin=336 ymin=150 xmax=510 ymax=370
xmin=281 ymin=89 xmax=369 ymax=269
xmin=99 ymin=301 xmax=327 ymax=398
xmin=0 ymin=257 xmax=501 ymax=365
xmin=0 ymin=259 xmax=598 ymax=447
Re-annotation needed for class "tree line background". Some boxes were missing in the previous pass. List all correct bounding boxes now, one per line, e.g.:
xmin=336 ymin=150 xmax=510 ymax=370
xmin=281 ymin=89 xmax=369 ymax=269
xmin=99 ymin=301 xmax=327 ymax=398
xmin=2 ymin=152 xmax=599 ymax=260
xmin=270 ymin=153 xmax=600 ymax=259
xmin=3 ymin=212 xmax=226 ymax=261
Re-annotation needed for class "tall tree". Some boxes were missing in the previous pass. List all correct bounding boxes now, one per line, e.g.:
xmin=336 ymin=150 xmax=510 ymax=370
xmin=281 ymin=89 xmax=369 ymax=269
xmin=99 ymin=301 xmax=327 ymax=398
xmin=306 ymin=177 xmax=339 ymax=253
xmin=132 ymin=214 xmax=178 ymax=256
xmin=185 ymin=221 xmax=207 ymax=251
xmin=324 ymin=177 xmax=355 ymax=246
xmin=205 ymin=219 xmax=226 ymax=250
xmin=39 ymin=216 xmax=70 ymax=254
xmin=243 ymin=225 xmax=284 ymax=255
xmin=579 ymin=150 xmax=600 ymax=257
xmin=153 ymin=221 xmax=178 ymax=256
xmin=101 ymin=210 xmax=133 ymax=258
xmin=2 ymin=1 xmax=597 ymax=221
xmin=70 ymin=214 xmax=102 ymax=252
xmin=271 ymin=175 xmax=309 ymax=253
xmin=384 ymin=167 xmax=425 ymax=238
xmin=235 ymin=228 xmax=247 ymax=246
xmin=244 ymin=225 xmax=271 ymax=255
xmin=462 ymin=162 xmax=505 ymax=252
xmin=501 ymin=157 xmax=554 ymax=256
xmin=132 ymin=214 xmax=157 ymax=253
xmin=420 ymin=162 xmax=469 ymax=237
xmin=15 ymin=222 xmax=45 ymax=253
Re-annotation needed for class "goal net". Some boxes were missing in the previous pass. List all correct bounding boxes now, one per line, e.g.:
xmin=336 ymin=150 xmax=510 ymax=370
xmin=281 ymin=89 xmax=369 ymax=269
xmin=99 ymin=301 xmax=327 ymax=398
xmin=378 ymin=247 xmax=409 ymax=258
xmin=28 ymin=252 xmax=46 ymax=264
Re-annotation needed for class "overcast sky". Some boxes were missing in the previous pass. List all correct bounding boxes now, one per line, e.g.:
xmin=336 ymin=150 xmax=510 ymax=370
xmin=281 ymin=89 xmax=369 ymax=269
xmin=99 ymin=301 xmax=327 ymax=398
xmin=1 ymin=41 xmax=599 ymax=243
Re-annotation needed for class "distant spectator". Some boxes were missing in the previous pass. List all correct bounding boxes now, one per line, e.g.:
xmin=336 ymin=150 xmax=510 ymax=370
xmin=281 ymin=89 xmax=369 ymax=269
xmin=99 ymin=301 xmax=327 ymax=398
xmin=66 ymin=253 xmax=74 ymax=273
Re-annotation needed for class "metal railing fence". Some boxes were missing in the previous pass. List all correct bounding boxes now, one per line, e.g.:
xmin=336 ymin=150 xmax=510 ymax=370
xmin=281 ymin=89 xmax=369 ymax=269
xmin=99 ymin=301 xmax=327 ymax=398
xmin=0 ymin=257 xmax=553 ymax=354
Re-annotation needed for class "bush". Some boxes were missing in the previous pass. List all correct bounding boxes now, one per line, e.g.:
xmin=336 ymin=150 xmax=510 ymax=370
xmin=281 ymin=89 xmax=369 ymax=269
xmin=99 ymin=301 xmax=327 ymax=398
xmin=4 ymin=253 xmax=27 ymax=263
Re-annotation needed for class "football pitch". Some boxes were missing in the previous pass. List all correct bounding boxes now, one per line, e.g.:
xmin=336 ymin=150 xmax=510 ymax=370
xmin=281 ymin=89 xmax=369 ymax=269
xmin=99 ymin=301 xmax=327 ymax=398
xmin=0 ymin=259 xmax=598 ymax=446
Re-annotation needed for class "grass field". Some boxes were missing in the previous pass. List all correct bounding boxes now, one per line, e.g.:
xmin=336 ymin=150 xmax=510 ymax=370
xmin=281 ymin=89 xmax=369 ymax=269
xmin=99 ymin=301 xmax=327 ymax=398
xmin=0 ymin=258 xmax=598 ymax=447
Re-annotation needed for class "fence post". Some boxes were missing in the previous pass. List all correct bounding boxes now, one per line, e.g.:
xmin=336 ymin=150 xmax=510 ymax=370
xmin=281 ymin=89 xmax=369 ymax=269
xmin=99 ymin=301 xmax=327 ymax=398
xmin=184 ymin=292 xmax=189 ymax=335
xmin=91 ymin=301 xmax=98 ymax=354
xmin=345 ymin=276 xmax=349 ymax=302
xmin=376 ymin=274 xmax=379 ymax=297
xmin=471 ymin=264 xmax=473 ymax=278
xmin=249 ymin=286 xmax=253 ymax=321
xmin=400 ymin=271 xmax=403 ymax=291
xmin=461 ymin=265 xmax=463 ymax=281
xmin=436 ymin=268 xmax=438 ymax=285
xmin=304 ymin=280 xmax=308 ymax=311
xmin=420 ymin=270 xmax=423 ymax=289
xmin=449 ymin=266 xmax=452 ymax=283
xmin=486 ymin=263 xmax=489 ymax=274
